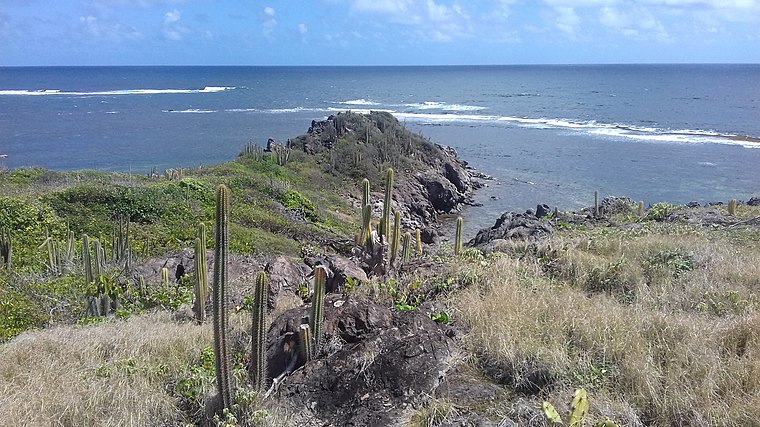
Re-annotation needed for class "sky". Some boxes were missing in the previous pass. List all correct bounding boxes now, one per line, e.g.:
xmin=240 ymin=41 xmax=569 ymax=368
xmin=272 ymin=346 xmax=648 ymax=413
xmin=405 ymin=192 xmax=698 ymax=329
xmin=1 ymin=0 xmax=759 ymax=66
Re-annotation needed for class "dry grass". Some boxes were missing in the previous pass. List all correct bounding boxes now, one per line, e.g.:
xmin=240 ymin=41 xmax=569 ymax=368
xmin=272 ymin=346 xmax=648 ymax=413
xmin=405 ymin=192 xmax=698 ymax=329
xmin=451 ymin=223 xmax=760 ymax=426
xmin=0 ymin=312 xmax=210 ymax=426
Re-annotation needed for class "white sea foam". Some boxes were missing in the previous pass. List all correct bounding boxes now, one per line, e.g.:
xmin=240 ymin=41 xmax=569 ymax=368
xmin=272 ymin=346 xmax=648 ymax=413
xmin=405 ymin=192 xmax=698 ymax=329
xmin=404 ymin=101 xmax=486 ymax=112
xmin=338 ymin=99 xmax=381 ymax=106
xmin=0 ymin=86 xmax=235 ymax=96
xmin=164 ymin=109 xmax=217 ymax=113
xmin=392 ymin=110 xmax=760 ymax=149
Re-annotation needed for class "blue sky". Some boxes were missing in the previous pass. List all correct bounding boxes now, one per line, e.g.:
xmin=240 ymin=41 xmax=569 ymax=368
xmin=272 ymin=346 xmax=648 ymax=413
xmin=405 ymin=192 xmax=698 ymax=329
xmin=1 ymin=0 xmax=759 ymax=65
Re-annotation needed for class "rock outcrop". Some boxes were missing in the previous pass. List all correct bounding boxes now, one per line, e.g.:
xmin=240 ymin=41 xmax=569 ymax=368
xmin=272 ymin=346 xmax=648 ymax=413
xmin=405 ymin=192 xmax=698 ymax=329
xmin=266 ymin=295 xmax=456 ymax=426
xmin=291 ymin=111 xmax=484 ymax=242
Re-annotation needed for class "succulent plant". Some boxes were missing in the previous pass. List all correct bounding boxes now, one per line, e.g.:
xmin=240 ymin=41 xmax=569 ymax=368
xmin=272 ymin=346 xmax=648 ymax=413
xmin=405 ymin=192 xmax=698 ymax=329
xmin=310 ymin=266 xmax=327 ymax=354
xmin=402 ymin=232 xmax=412 ymax=263
xmin=380 ymin=168 xmax=393 ymax=241
xmin=213 ymin=184 xmax=233 ymax=409
xmin=193 ymin=223 xmax=208 ymax=324
xmin=454 ymin=216 xmax=463 ymax=256
xmin=728 ymin=198 xmax=738 ymax=216
xmin=250 ymin=271 xmax=268 ymax=391
xmin=390 ymin=210 xmax=401 ymax=265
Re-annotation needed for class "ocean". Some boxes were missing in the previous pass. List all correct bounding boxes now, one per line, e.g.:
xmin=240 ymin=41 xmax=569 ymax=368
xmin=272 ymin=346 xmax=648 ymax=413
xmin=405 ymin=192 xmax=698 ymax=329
xmin=1 ymin=65 xmax=759 ymax=232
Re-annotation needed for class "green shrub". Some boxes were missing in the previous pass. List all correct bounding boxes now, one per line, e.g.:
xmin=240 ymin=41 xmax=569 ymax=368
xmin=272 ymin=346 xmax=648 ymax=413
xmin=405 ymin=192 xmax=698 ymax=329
xmin=279 ymin=189 xmax=318 ymax=222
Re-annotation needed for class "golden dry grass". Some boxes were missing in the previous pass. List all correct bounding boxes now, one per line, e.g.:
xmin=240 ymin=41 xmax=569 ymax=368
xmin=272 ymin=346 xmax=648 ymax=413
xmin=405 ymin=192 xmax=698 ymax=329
xmin=0 ymin=312 xmax=211 ymax=426
xmin=451 ymin=223 xmax=760 ymax=426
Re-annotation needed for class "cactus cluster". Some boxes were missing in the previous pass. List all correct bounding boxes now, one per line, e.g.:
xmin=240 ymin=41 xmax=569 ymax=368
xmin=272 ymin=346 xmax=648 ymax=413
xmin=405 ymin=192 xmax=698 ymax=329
xmin=41 ymin=230 xmax=76 ymax=276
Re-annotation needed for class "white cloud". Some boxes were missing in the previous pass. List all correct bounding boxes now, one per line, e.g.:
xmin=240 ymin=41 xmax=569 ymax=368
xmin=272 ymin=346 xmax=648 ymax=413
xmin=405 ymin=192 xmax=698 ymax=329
xmin=298 ymin=23 xmax=308 ymax=35
xmin=348 ymin=0 xmax=472 ymax=42
xmin=163 ymin=9 xmax=187 ymax=40
xmin=598 ymin=6 xmax=668 ymax=40
xmin=164 ymin=9 xmax=180 ymax=24
xmin=260 ymin=6 xmax=277 ymax=36
xmin=553 ymin=6 xmax=580 ymax=35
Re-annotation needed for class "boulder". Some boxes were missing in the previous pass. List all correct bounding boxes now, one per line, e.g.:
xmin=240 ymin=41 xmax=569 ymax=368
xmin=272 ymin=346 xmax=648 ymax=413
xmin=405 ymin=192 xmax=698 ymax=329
xmin=267 ymin=296 xmax=456 ymax=426
xmin=265 ymin=256 xmax=309 ymax=309
xmin=470 ymin=212 xmax=554 ymax=247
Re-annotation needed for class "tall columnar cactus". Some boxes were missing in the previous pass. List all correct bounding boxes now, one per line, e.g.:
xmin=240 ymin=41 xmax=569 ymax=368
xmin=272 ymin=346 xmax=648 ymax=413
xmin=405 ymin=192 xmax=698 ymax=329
xmin=82 ymin=234 xmax=92 ymax=286
xmin=390 ymin=210 xmax=401 ymax=265
xmin=401 ymin=232 xmax=412 ymax=263
xmin=360 ymin=204 xmax=372 ymax=248
xmin=250 ymin=271 xmax=268 ymax=391
xmin=728 ymin=198 xmax=738 ymax=216
xmin=161 ymin=267 xmax=170 ymax=288
xmin=415 ymin=228 xmax=423 ymax=255
xmin=0 ymin=227 xmax=12 ymax=274
xmin=361 ymin=178 xmax=370 ymax=210
xmin=298 ymin=322 xmax=313 ymax=362
xmin=594 ymin=190 xmax=600 ymax=218
xmin=638 ymin=200 xmax=645 ymax=218
xmin=213 ymin=184 xmax=233 ymax=409
xmin=380 ymin=168 xmax=394 ymax=241
xmin=454 ymin=216 xmax=463 ymax=256
xmin=194 ymin=223 xmax=208 ymax=323
xmin=310 ymin=266 xmax=327 ymax=354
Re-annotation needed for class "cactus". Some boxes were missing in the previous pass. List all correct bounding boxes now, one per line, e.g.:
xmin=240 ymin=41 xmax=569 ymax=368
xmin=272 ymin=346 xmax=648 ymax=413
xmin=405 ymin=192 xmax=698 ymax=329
xmin=379 ymin=168 xmax=393 ymax=241
xmin=250 ymin=271 xmax=268 ymax=391
xmin=638 ymin=200 xmax=645 ymax=217
xmin=361 ymin=178 xmax=370 ymax=211
xmin=310 ymin=266 xmax=327 ymax=354
xmin=161 ymin=267 xmax=170 ymax=288
xmin=543 ymin=388 xmax=609 ymax=426
xmin=568 ymin=388 xmax=589 ymax=426
xmin=401 ymin=232 xmax=412 ymax=263
xmin=454 ymin=216 xmax=463 ymax=256
xmin=542 ymin=401 xmax=563 ymax=424
xmin=213 ymin=184 xmax=233 ymax=409
xmin=728 ymin=198 xmax=738 ymax=216
xmin=193 ymin=223 xmax=208 ymax=323
xmin=415 ymin=228 xmax=423 ymax=255
xmin=0 ymin=227 xmax=12 ymax=274
xmin=594 ymin=190 xmax=600 ymax=218
xmin=138 ymin=274 xmax=146 ymax=298
xmin=390 ymin=210 xmax=401 ymax=265
xmin=40 ymin=231 xmax=60 ymax=275
xmin=82 ymin=234 xmax=93 ymax=286
xmin=360 ymin=204 xmax=372 ymax=248
xmin=298 ymin=322 xmax=313 ymax=362
xmin=111 ymin=217 xmax=130 ymax=270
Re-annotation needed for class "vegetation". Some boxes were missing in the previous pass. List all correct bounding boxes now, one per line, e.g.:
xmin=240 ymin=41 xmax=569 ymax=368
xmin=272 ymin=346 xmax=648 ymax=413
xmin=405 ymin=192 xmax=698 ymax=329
xmin=1 ymin=112 xmax=759 ymax=426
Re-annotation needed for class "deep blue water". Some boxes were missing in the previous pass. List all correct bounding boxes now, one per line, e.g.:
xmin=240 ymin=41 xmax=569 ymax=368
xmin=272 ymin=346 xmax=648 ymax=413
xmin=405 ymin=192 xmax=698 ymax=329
xmin=1 ymin=65 xmax=759 ymax=232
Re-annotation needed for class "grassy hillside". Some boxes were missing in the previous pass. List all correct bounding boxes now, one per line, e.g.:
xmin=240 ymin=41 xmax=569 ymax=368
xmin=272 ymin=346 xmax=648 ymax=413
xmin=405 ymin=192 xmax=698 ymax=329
xmin=1 ymin=113 xmax=759 ymax=426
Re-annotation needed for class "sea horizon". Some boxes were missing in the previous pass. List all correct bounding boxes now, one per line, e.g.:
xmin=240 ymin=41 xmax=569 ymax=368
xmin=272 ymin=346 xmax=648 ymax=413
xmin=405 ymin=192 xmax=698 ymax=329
xmin=2 ymin=64 xmax=758 ymax=233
